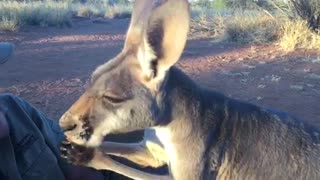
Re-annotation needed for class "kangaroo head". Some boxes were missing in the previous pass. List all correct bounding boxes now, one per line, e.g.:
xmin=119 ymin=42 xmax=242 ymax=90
xmin=59 ymin=0 xmax=190 ymax=146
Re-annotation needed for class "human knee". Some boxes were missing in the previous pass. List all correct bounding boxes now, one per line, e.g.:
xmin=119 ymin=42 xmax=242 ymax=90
xmin=0 ymin=93 xmax=20 ymax=108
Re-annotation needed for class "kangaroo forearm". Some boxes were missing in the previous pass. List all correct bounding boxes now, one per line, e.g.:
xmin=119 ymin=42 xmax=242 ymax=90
xmin=100 ymin=141 xmax=165 ymax=168
xmin=104 ymin=158 xmax=172 ymax=180
xmin=100 ymin=141 xmax=143 ymax=155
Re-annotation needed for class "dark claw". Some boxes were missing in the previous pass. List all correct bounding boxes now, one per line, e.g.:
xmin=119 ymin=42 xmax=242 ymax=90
xmin=82 ymin=120 xmax=90 ymax=128
xmin=60 ymin=150 xmax=67 ymax=156
xmin=83 ymin=120 xmax=89 ymax=125
xmin=61 ymin=154 xmax=69 ymax=159
xmin=62 ymin=140 xmax=71 ymax=145
xmin=67 ymin=160 xmax=73 ymax=164
xmin=60 ymin=141 xmax=95 ymax=166
xmin=83 ymin=126 xmax=90 ymax=130
xmin=60 ymin=146 xmax=68 ymax=151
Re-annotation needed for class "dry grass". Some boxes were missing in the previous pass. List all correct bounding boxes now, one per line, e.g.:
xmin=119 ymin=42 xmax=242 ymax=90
xmin=0 ymin=16 xmax=19 ymax=32
xmin=0 ymin=1 xmax=72 ymax=31
xmin=191 ymin=8 xmax=228 ymax=38
xmin=224 ymin=11 xmax=279 ymax=44
xmin=191 ymin=9 xmax=280 ymax=44
xmin=75 ymin=5 xmax=97 ymax=17
xmin=290 ymin=0 xmax=320 ymax=30
xmin=1 ymin=0 xmax=319 ymax=52
xmin=105 ymin=4 xmax=131 ymax=19
xmin=0 ymin=0 xmax=132 ymax=31
xmin=191 ymin=3 xmax=320 ymax=51
xmin=72 ymin=3 xmax=132 ymax=18
xmin=74 ymin=4 xmax=106 ymax=17
xmin=279 ymin=19 xmax=320 ymax=51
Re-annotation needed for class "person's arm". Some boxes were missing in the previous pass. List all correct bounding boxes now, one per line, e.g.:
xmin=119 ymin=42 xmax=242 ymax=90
xmin=0 ymin=110 xmax=9 ymax=139
xmin=0 ymin=42 xmax=14 ymax=64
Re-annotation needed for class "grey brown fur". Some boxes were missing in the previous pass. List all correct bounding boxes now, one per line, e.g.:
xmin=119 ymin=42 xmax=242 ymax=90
xmin=59 ymin=0 xmax=320 ymax=179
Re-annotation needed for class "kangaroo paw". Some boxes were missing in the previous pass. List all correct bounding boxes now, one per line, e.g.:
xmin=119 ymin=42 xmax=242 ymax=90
xmin=60 ymin=141 xmax=95 ymax=166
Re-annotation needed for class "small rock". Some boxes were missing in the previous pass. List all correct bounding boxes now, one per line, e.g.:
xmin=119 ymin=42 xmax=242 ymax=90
xmin=222 ymin=58 xmax=231 ymax=62
xmin=35 ymin=101 xmax=42 ymax=104
xmin=307 ymin=84 xmax=315 ymax=88
xmin=231 ymin=73 xmax=243 ymax=77
xmin=240 ymin=79 xmax=248 ymax=83
xmin=290 ymin=85 xmax=304 ymax=91
xmin=243 ymin=64 xmax=256 ymax=69
xmin=258 ymin=84 xmax=266 ymax=89
xmin=303 ymin=68 xmax=311 ymax=73
xmin=271 ymin=75 xmax=281 ymax=82
xmin=306 ymin=73 xmax=320 ymax=80
xmin=256 ymin=96 xmax=263 ymax=101
xmin=301 ymin=58 xmax=310 ymax=62
xmin=250 ymin=46 xmax=257 ymax=52
xmin=312 ymin=89 xmax=320 ymax=93
xmin=74 ymin=78 xmax=81 ymax=82
xmin=241 ymin=72 xmax=250 ymax=76
xmin=311 ymin=58 xmax=320 ymax=64
xmin=220 ymin=70 xmax=230 ymax=75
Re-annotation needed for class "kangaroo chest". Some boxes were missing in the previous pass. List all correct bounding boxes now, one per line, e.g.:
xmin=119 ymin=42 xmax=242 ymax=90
xmin=154 ymin=128 xmax=205 ymax=179
xmin=154 ymin=128 xmax=179 ymax=168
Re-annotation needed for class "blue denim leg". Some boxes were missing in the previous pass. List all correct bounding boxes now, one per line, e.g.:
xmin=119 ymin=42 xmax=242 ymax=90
xmin=0 ymin=94 xmax=69 ymax=180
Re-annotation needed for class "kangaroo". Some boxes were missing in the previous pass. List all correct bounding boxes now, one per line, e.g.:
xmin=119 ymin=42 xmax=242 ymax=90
xmin=59 ymin=0 xmax=320 ymax=179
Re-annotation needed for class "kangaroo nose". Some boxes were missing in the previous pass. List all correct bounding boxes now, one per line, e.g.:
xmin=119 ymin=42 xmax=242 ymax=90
xmin=62 ymin=124 xmax=77 ymax=132
xmin=59 ymin=112 xmax=78 ymax=132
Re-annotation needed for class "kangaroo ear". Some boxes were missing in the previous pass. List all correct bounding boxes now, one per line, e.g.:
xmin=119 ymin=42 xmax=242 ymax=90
xmin=124 ymin=0 xmax=153 ymax=49
xmin=124 ymin=0 xmax=190 ymax=86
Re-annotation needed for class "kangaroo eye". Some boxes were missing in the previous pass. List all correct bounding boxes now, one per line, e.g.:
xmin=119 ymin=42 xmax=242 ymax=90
xmin=103 ymin=95 xmax=125 ymax=104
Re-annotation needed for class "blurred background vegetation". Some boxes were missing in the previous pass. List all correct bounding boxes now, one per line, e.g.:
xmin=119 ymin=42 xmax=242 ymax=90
xmin=0 ymin=0 xmax=319 ymax=51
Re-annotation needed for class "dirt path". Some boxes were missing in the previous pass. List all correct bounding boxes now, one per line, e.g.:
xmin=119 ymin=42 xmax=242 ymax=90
xmin=1 ymin=18 xmax=320 ymax=128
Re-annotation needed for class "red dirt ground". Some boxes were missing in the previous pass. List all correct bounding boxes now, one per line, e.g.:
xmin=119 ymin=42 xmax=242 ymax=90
xmin=1 ymin=18 xmax=320 ymax=129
